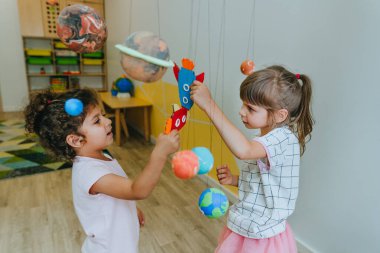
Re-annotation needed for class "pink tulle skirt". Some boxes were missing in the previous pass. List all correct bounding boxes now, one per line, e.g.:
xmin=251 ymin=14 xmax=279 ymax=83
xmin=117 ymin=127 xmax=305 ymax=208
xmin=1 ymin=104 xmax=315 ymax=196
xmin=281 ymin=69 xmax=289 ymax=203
xmin=214 ymin=224 xmax=297 ymax=253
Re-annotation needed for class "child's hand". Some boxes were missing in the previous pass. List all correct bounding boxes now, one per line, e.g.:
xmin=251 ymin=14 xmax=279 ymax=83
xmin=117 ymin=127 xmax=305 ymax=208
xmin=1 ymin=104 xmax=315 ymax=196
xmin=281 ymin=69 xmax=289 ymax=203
xmin=217 ymin=165 xmax=236 ymax=186
xmin=154 ymin=130 xmax=180 ymax=157
xmin=137 ymin=207 xmax=145 ymax=227
xmin=190 ymin=81 xmax=213 ymax=111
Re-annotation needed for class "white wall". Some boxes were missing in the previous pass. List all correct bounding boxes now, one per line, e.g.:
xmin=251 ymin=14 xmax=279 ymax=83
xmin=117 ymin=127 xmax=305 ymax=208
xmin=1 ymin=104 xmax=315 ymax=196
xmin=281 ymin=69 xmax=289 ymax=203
xmin=0 ymin=0 xmax=29 ymax=111
xmin=0 ymin=0 xmax=375 ymax=251
xmin=263 ymin=1 xmax=380 ymax=252
xmin=106 ymin=1 xmax=380 ymax=252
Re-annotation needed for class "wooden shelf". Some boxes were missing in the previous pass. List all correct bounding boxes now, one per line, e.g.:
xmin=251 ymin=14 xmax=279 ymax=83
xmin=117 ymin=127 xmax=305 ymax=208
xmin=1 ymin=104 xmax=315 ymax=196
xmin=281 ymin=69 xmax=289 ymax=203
xmin=22 ymin=36 xmax=108 ymax=93
xmin=27 ymin=73 xmax=106 ymax=77
xmin=30 ymin=87 xmax=107 ymax=94
xmin=18 ymin=0 xmax=108 ymax=95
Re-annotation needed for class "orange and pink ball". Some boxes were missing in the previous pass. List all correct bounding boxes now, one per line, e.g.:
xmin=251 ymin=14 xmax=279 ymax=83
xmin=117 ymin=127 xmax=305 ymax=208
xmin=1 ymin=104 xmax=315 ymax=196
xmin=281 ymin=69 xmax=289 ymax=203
xmin=171 ymin=147 xmax=214 ymax=179
xmin=172 ymin=150 xmax=199 ymax=179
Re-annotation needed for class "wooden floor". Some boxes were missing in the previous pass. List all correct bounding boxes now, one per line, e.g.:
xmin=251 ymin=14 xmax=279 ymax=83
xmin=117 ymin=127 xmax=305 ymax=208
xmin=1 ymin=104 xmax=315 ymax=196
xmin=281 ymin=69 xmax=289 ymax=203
xmin=0 ymin=112 xmax=226 ymax=253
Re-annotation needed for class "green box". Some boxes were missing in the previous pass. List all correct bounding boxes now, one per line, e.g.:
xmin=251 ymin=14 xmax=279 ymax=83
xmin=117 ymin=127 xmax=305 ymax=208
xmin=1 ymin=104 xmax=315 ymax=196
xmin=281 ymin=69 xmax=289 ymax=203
xmin=27 ymin=57 xmax=52 ymax=65
xmin=82 ymin=52 xmax=104 ymax=58
xmin=56 ymin=57 xmax=78 ymax=65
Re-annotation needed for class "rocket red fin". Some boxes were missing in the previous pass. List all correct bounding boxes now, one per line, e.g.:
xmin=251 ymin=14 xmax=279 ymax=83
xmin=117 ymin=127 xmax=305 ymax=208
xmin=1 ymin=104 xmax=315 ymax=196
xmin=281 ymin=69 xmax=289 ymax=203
xmin=173 ymin=63 xmax=180 ymax=81
xmin=196 ymin=72 xmax=205 ymax=83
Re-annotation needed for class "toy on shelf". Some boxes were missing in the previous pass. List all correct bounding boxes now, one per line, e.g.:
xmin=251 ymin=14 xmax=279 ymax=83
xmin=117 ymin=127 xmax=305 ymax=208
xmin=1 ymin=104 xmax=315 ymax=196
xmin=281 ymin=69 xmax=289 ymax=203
xmin=70 ymin=77 xmax=80 ymax=89
xmin=50 ymin=76 xmax=68 ymax=92
xmin=111 ymin=75 xmax=134 ymax=98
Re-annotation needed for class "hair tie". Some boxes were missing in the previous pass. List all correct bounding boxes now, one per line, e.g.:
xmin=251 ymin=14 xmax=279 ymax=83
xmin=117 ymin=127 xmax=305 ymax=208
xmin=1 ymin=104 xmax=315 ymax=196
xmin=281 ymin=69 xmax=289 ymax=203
xmin=295 ymin=73 xmax=301 ymax=79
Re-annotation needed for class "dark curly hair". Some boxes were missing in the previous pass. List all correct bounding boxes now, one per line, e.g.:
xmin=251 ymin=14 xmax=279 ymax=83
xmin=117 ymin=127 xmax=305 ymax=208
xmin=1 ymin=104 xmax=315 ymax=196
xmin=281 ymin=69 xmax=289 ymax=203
xmin=24 ymin=88 xmax=100 ymax=161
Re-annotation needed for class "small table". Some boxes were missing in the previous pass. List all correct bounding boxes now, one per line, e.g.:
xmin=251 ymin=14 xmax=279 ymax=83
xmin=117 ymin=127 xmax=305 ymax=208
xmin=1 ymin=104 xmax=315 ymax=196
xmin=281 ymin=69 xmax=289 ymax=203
xmin=99 ymin=92 xmax=153 ymax=146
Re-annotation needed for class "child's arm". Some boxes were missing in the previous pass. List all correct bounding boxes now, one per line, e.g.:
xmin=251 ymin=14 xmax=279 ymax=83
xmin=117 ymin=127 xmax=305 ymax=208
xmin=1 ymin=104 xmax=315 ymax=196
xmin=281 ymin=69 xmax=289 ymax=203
xmin=89 ymin=130 xmax=180 ymax=200
xmin=191 ymin=81 xmax=266 ymax=160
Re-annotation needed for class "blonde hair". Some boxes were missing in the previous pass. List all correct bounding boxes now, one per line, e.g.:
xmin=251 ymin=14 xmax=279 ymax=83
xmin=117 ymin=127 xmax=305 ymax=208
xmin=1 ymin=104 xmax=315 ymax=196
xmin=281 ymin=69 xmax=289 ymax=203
xmin=240 ymin=65 xmax=314 ymax=155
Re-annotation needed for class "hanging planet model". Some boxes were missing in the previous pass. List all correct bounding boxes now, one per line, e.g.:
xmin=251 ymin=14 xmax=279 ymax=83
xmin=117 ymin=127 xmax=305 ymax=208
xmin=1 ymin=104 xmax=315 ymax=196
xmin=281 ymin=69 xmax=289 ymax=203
xmin=115 ymin=31 xmax=174 ymax=83
xmin=240 ymin=59 xmax=255 ymax=75
xmin=56 ymin=4 xmax=107 ymax=53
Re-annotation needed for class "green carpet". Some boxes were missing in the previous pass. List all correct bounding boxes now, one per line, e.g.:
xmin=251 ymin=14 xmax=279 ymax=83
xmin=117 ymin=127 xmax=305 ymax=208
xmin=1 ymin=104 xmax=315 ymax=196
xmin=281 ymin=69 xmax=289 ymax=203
xmin=0 ymin=119 xmax=71 ymax=180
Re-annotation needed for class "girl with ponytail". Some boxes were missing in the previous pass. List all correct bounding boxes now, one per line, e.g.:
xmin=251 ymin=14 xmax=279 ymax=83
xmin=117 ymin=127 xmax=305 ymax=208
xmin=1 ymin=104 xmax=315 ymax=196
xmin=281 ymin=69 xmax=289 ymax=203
xmin=191 ymin=65 xmax=314 ymax=253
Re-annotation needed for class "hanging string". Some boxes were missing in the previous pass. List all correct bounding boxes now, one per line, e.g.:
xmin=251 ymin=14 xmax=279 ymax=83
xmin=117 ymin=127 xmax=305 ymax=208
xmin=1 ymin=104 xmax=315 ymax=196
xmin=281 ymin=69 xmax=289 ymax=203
xmin=220 ymin=0 xmax=226 ymax=178
xmin=186 ymin=0 xmax=203 ymax=150
xmin=191 ymin=0 xmax=198 ymax=149
xmin=246 ymin=0 xmax=256 ymax=60
xmin=184 ymin=0 xmax=194 ymax=149
xmin=214 ymin=0 xmax=226 ymax=170
xmin=128 ymin=0 xmax=133 ymax=35
xmin=192 ymin=0 xmax=202 ymax=63
xmin=207 ymin=0 xmax=226 ymax=189
xmin=187 ymin=0 xmax=195 ymax=59
xmin=192 ymin=0 xmax=202 ymax=149
xmin=156 ymin=0 xmax=169 ymax=134
xmin=156 ymin=0 xmax=161 ymax=38
xmin=184 ymin=0 xmax=194 ymax=151
xmin=207 ymin=0 xmax=213 ymax=159
xmin=204 ymin=0 xmax=212 ymax=189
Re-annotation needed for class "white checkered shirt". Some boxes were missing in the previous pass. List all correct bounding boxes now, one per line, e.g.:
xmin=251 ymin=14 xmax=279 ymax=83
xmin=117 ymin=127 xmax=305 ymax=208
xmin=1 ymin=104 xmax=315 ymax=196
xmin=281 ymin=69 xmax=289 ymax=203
xmin=227 ymin=126 xmax=300 ymax=238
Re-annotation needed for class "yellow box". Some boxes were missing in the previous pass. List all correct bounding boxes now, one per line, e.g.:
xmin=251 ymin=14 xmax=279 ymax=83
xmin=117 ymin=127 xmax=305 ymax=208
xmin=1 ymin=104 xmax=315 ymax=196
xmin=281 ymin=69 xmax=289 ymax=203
xmin=54 ymin=42 xmax=67 ymax=49
xmin=26 ymin=49 xmax=52 ymax=56
xmin=83 ymin=59 xmax=103 ymax=65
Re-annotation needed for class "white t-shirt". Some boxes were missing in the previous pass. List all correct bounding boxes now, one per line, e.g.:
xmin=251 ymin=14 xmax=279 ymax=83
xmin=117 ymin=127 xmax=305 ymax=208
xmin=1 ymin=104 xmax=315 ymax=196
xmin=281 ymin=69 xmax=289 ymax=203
xmin=72 ymin=155 xmax=139 ymax=253
xmin=227 ymin=127 xmax=300 ymax=238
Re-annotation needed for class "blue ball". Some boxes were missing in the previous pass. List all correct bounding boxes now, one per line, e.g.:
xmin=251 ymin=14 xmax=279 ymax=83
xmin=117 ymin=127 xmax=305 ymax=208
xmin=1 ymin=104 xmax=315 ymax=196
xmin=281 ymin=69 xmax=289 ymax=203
xmin=198 ymin=188 xmax=229 ymax=218
xmin=64 ymin=98 xmax=83 ymax=116
xmin=116 ymin=77 xmax=133 ymax=93
xmin=192 ymin=147 xmax=214 ymax=174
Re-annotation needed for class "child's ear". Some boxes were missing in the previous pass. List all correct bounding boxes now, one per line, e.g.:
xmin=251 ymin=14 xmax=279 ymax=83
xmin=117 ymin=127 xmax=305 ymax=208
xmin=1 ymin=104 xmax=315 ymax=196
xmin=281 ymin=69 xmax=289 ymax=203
xmin=66 ymin=134 xmax=84 ymax=148
xmin=275 ymin=109 xmax=289 ymax=124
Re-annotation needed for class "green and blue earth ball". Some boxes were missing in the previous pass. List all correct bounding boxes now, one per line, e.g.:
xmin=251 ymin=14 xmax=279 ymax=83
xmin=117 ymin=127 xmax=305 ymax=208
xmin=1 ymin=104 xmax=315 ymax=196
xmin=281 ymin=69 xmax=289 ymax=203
xmin=198 ymin=188 xmax=229 ymax=219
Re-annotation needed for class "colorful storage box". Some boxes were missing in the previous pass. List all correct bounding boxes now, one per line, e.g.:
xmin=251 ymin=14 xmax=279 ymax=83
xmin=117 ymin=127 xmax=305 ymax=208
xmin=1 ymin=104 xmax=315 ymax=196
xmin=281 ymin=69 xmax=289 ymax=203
xmin=54 ymin=42 xmax=68 ymax=49
xmin=27 ymin=57 xmax=52 ymax=65
xmin=56 ymin=58 xmax=79 ymax=65
xmin=82 ymin=52 xmax=104 ymax=58
xmin=83 ymin=59 xmax=103 ymax=65
xmin=50 ymin=76 xmax=68 ymax=92
xmin=26 ymin=49 xmax=52 ymax=57
xmin=55 ymin=50 xmax=77 ymax=57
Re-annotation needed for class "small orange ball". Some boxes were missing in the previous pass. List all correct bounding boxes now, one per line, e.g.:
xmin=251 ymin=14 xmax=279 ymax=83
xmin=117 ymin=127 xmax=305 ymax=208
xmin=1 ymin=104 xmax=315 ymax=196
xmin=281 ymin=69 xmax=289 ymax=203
xmin=47 ymin=0 xmax=58 ymax=5
xmin=172 ymin=150 xmax=199 ymax=179
xmin=240 ymin=59 xmax=255 ymax=75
